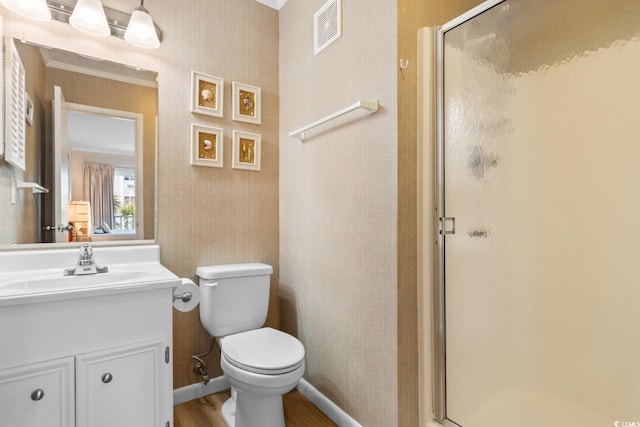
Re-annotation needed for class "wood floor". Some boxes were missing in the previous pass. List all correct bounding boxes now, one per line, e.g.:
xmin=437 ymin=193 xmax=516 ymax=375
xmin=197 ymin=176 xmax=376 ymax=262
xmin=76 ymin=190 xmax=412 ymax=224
xmin=174 ymin=389 xmax=337 ymax=427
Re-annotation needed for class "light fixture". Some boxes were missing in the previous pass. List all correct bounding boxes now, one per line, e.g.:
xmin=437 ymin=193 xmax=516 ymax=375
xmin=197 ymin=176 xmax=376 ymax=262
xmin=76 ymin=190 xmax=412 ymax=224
xmin=124 ymin=0 xmax=160 ymax=49
xmin=4 ymin=0 xmax=162 ymax=48
xmin=69 ymin=0 xmax=110 ymax=37
xmin=0 ymin=0 xmax=51 ymax=21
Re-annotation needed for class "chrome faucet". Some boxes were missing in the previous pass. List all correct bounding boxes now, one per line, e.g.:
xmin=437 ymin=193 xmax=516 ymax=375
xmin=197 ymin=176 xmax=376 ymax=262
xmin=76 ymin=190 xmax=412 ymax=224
xmin=64 ymin=244 xmax=109 ymax=276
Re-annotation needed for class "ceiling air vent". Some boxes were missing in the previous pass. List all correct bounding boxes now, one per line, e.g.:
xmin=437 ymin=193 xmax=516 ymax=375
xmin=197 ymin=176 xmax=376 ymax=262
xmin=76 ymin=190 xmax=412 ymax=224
xmin=314 ymin=0 xmax=342 ymax=56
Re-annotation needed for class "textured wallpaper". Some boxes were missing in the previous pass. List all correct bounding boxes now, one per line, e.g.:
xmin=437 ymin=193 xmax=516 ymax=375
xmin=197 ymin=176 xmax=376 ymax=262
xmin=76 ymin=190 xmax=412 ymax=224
xmin=279 ymin=1 xmax=399 ymax=425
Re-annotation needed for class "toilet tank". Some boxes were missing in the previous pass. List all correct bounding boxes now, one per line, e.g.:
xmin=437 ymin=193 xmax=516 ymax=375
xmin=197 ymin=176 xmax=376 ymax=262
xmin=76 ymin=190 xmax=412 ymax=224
xmin=197 ymin=263 xmax=273 ymax=337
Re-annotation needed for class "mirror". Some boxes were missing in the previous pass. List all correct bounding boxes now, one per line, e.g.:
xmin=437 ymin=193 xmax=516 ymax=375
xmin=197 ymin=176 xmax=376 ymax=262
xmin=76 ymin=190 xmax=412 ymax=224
xmin=0 ymin=38 xmax=158 ymax=247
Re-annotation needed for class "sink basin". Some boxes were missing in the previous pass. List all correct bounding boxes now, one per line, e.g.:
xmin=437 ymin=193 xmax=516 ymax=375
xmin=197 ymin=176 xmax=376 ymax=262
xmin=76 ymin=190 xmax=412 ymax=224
xmin=0 ymin=263 xmax=173 ymax=296
xmin=1 ymin=271 xmax=148 ymax=291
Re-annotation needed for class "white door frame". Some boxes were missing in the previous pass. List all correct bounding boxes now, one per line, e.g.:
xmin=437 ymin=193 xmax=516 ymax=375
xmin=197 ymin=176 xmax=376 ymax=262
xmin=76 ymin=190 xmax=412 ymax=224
xmin=65 ymin=102 xmax=145 ymax=240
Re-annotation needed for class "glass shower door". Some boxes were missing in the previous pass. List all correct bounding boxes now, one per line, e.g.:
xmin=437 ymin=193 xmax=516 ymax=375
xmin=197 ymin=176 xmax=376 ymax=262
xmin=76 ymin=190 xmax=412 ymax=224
xmin=437 ymin=1 xmax=640 ymax=426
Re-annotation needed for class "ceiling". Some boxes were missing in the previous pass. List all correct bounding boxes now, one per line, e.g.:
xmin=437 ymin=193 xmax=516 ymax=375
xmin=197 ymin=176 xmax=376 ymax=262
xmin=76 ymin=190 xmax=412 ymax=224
xmin=67 ymin=111 xmax=135 ymax=156
xmin=254 ymin=0 xmax=288 ymax=10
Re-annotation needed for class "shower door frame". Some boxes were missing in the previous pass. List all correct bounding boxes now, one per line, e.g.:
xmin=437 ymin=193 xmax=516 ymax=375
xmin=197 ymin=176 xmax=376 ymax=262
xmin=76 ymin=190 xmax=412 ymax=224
xmin=433 ymin=0 xmax=506 ymax=425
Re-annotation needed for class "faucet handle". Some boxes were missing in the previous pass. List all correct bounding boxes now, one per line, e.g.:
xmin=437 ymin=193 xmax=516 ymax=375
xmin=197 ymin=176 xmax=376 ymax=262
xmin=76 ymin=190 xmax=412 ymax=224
xmin=65 ymin=244 xmax=108 ymax=276
xmin=79 ymin=243 xmax=93 ymax=258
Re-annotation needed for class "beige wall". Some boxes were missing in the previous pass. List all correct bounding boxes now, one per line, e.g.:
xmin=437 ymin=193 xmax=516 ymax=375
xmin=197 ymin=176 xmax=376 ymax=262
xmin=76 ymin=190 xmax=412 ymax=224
xmin=279 ymin=1 xmax=398 ymax=426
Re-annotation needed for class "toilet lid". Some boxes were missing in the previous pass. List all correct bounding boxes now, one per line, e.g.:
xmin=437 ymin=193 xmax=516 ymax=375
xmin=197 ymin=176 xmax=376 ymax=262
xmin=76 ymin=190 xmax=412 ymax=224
xmin=221 ymin=327 xmax=305 ymax=375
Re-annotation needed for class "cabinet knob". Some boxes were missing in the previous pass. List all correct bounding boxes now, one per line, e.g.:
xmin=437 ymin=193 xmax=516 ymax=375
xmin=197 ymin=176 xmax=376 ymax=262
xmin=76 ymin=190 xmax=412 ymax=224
xmin=31 ymin=389 xmax=45 ymax=401
xmin=101 ymin=373 xmax=113 ymax=384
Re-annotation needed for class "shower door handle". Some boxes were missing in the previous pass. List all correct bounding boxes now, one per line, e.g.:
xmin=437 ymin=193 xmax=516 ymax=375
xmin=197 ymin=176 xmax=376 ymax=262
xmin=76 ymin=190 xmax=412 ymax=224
xmin=439 ymin=217 xmax=456 ymax=235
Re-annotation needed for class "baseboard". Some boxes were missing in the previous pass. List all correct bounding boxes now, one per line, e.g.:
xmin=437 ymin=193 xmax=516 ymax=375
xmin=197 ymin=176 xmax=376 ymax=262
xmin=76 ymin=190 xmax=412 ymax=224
xmin=296 ymin=378 xmax=362 ymax=427
xmin=173 ymin=376 xmax=231 ymax=406
xmin=174 ymin=375 xmax=361 ymax=427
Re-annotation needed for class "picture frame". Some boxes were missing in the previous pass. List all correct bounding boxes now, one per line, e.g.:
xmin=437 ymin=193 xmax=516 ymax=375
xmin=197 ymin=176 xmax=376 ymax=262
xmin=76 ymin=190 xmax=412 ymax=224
xmin=25 ymin=91 xmax=33 ymax=126
xmin=232 ymin=82 xmax=261 ymax=124
xmin=232 ymin=130 xmax=261 ymax=171
xmin=191 ymin=124 xmax=224 ymax=168
xmin=190 ymin=71 xmax=224 ymax=117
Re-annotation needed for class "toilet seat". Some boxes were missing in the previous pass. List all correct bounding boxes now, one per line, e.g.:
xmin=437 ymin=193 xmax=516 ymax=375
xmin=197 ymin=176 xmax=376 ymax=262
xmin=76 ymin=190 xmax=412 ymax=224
xmin=221 ymin=327 xmax=305 ymax=375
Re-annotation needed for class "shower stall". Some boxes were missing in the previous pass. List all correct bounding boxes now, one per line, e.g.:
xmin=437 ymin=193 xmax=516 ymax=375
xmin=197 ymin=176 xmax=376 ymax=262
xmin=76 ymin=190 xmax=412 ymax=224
xmin=423 ymin=0 xmax=640 ymax=426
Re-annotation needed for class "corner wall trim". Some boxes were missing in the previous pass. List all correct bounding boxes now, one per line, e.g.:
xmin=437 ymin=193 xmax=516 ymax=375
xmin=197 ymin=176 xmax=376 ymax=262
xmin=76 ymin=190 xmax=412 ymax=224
xmin=173 ymin=376 xmax=231 ymax=406
xmin=297 ymin=378 xmax=362 ymax=427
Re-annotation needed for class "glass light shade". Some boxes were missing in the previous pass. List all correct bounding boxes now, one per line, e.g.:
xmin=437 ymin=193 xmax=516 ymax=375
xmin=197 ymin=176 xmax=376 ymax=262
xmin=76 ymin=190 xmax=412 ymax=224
xmin=124 ymin=8 xmax=160 ymax=49
xmin=69 ymin=0 xmax=110 ymax=37
xmin=0 ymin=0 xmax=51 ymax=21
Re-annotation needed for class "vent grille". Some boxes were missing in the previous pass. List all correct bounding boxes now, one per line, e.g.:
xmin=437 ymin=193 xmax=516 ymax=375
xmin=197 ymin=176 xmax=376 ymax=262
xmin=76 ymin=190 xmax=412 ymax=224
xmin=314 ymin=0 xmax=342 ymax=55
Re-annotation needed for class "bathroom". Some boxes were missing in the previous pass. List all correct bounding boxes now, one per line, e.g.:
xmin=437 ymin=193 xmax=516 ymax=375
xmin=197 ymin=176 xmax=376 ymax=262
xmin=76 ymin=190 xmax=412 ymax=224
xmin=1 ymin=0 xmax=638 ymax=426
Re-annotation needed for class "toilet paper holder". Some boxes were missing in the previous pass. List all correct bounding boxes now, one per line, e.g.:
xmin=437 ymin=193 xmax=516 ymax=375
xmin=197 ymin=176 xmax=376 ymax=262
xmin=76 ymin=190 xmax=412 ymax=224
xmin=173 ymin=291 xmax=193 ymax=303
xmin=172 ymin=278 xmax=201 ymax=312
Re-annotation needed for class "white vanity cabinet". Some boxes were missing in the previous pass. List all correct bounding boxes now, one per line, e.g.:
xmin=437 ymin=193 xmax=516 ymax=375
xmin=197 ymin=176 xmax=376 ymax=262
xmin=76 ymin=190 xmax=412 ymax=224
xmin=0 ymin=245 xmax=179 ymax=427
xmin=76 ymin=339 xmax=167 ymax=427
xmin=0 ymin=277 xmax=176 ymax=427
xmin=0 ymin=338 xmax=169 ymax=427
xmin=0 ymin=357 xmax=75 ymax=427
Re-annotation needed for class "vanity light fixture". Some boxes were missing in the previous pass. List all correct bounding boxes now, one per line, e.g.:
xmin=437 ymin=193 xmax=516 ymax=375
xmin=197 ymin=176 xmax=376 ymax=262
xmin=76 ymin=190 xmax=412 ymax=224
xmin=6 ymin=1 xmax=164 ymax=49
xmin=0 ymin=0 xmax=51 ymax=21
xmin=69 ymin=0 xmax=110 ymax=37
xmin=123 ymin=0 xmax=160 ymax=49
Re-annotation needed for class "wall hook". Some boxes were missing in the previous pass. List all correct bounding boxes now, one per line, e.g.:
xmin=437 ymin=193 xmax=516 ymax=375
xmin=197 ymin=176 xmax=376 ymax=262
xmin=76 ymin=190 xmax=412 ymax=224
xmin=399 ymin=59 xmax=410 ymax=70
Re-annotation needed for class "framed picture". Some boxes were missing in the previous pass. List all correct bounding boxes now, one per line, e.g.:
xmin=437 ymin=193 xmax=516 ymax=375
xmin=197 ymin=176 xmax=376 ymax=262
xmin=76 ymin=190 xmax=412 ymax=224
xmin=191 ymin=124 xmax=224 ymax=168
xmin=190 ymin=71 xmax=224 ymax=117
xmin=232 ymin=82 xmax=261 ymax=124
xmin=25 ymin=91 xmax=33 ymax=126
xmin=232 ymin=130 xmax=261 ymax=171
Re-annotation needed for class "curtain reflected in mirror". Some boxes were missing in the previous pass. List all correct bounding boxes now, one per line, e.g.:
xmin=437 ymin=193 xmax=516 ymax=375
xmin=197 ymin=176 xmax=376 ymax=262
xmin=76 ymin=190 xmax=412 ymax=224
xmin=84 ymin=162 xmax=114 ymax=235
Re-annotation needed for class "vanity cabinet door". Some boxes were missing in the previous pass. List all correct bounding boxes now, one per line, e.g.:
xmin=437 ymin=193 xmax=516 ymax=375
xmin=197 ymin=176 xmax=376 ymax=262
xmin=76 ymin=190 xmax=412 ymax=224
xmin=0 ymin=357 xmax=75 ymax=427
xmin=75 ymin=339 xmax=167 ymax=427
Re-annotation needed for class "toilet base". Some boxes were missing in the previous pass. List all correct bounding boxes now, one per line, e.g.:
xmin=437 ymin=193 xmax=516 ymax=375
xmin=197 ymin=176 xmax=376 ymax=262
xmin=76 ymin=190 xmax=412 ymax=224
xmin=220 ymin=387 xmax=285 ymax=427
xmin=221 ymin=398 xmax=235 ymax=427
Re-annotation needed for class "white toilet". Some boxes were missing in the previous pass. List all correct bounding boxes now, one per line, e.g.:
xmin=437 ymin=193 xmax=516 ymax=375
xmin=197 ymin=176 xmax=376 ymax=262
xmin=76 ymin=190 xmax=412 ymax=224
xmin=197 ymin=263 xmax=305 ymax=427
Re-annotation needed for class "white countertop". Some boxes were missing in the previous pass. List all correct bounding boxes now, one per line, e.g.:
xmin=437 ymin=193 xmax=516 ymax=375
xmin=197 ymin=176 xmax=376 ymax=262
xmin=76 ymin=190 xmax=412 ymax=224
xmin=0 ymin=245 xmax=180 ymax=307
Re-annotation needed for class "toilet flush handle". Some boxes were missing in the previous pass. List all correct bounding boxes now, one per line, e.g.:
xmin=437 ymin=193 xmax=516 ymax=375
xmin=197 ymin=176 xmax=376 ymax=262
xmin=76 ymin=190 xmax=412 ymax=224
xmin=204 ymin=282 xmax=219 ymax=288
